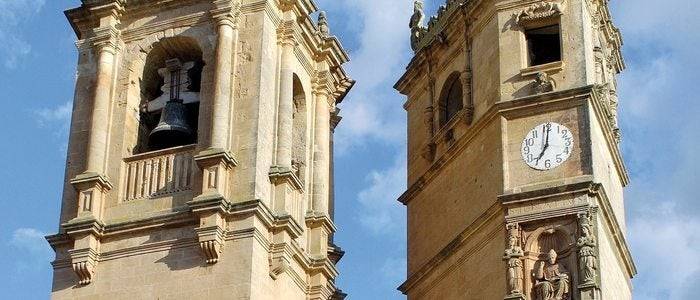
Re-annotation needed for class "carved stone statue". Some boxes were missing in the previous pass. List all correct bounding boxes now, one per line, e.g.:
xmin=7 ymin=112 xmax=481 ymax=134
xmin=534 ymin=72 xmax=555 ymax=94
xmin=504 ymin=224 xmax=524 ymax=296
xmin=507 ymin=258 xmax=524 ymax=295
xmin=577 ymin=214 xmax=597 ymax=285
xmin=317 ymin=11 xmax=329 ymax=38
xmin=409 ymin=0 xmax=426 ymax=51
xmin=534 ymin=249 xmax=570 ymax=300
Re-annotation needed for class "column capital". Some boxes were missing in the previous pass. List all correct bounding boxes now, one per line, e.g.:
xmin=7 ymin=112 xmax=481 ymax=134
xmin=277 ymin=18 xmax=298 ymax=45
xmin=211 ymin=0 xmax=241 ymax=28
xmin=90 ymin=26 xmax=120 ymax=54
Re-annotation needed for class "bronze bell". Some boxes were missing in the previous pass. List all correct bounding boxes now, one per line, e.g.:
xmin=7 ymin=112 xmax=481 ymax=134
xmin=149 ymin=98 xmax=192 ymax=149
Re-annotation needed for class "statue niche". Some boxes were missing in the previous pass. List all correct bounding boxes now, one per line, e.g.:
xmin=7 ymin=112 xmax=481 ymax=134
xmin=522 ymin=224 xmax=576 ymax=300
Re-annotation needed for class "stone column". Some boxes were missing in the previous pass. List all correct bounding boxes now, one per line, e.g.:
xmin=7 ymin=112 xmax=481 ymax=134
xmin=275 ymin=23 xmax=295 ymax=169
xmin=312 ymin=90 xmax=331 ymax=215
xmin=210 ymin=18 xmax=235 ymax=150
xmin=85 ymin=32 xmax=117 ymax=174
xmin=193 ymin=12 xmax=238 ymax=201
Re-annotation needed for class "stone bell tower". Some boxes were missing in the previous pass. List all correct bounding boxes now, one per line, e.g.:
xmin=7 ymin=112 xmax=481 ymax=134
xmin=396 ymin=0 xmax=635 ymax=299
xmin=46 ymin=0 xmax=353 ymax=299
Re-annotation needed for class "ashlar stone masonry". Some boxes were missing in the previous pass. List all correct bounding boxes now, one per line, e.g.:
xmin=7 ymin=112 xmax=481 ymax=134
xmin=46 ymin=0 xmax=353 ymax=299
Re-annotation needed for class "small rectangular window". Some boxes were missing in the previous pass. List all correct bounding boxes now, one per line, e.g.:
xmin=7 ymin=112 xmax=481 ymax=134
xmin=526 ymin=25 xmax=561 ymax=66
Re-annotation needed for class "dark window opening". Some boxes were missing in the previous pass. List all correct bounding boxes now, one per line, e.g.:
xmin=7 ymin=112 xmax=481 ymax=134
xmin=526 ymin=25 xmax=561 ymax=66
xmin=440 ymin=77 xmax=464 ymax=127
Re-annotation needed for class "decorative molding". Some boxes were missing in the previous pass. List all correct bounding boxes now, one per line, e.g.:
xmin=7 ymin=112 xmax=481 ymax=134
xmin=269 ymin=165 xmax=305 ymax=191
xmin=68 ymin=248 xmax=99 ymax=285
xmin=515 ymin=1 xmax=564 ymax=26
xmin=196 ymin=225 xmax=225 ymax=264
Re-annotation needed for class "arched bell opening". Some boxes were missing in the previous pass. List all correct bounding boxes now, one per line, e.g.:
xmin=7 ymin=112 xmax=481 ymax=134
xmin=437 ymin=72 xmax=463 ymax=127
xmin=135 ymin=36 xmax=205 ymax=154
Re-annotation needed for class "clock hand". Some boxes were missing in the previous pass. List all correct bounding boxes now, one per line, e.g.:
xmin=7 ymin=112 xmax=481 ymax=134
xmin=536 ymin=124 xmax=552 ymax=164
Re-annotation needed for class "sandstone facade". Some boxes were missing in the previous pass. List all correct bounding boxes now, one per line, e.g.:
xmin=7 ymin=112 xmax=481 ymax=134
xmin=396 ymin=0 xmax=635 ymax=299
xmin=46 ymin=0 xmax=353 ymax=299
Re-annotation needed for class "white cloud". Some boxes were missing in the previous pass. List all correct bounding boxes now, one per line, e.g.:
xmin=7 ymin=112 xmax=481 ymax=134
xmin=8 ymin=228 xmax=53 ymax=272
xmin=0 ymin=0 xmax=46 ymax=69
xmin=10 ymin=228 xmax=50 ymax=254
xmin=609 ymin=0 xmax=700 ymax=298
xmin=356 ymin=152 xmax=406 ymax=235
xmin=34 ymin=101 xmax=72 ymax=127
xmin=627 ymin=206 xmax=700 ymax=300
xmin=317 ymin=0 xmax=413 ymax=153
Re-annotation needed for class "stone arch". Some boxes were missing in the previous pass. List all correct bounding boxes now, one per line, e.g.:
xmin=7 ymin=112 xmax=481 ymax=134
xmin=437 ymin=71 xmax=463 ymax=127
xmin=523 ymin=223 xmax=578 ymax=299
xmin=132 ymin=35 xmax=206 ymax=153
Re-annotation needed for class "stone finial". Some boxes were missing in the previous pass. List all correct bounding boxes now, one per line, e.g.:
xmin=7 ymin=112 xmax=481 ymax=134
xmin=409 ymin=0 xmax=426 ymax=51
xmin=318 ymin=11 xmax=330 ymax=38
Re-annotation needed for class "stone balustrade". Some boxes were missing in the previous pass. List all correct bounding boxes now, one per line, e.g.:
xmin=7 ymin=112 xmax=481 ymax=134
xmin=123 ymin=144 xmax=196 ymax=201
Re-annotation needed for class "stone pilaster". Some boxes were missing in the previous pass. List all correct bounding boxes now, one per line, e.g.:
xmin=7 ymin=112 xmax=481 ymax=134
xmin=311 ymin=78 xmax=331 ymax=217
xmin=64 ymin=11 xmax=121 ymax=284
xmin=189 ymin=1 xmax=241 ymax=264
xmin=275 ymin=20 xmax=297 ymax=170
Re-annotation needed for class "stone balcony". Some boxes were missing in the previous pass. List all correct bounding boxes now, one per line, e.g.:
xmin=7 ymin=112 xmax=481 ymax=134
xmin=122 ymin=144 xmax=196 ymax=202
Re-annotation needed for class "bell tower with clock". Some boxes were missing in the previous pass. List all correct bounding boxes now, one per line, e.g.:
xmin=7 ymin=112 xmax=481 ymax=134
xmin=396 ymin=0 xmax=635 ymax=299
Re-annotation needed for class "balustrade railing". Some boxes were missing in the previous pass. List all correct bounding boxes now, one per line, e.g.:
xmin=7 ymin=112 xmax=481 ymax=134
xmin=123 ymin=145 xmax=196 ymax=201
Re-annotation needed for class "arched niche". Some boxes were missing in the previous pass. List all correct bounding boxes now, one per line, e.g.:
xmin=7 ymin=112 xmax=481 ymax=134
xmin=135 ymin=36 xmax=205 ymax=153
xmin=522 ymin=221 xmax=578 ymax=299
xmin=291 ymin=74 xmax=308 ymax=182
xmin=437 ymin=72 xmax=464 ymax=127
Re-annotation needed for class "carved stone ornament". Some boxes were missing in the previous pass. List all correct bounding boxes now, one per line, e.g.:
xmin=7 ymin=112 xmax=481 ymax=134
xmin=516 ymin=1 xmax=564 ymax=25
xmin=68 ymin=247 xmax=99 ymax=285
xmin=576 ymin=212 xmax=598 ymax=286
xmin=533 ymin=249 xmax=570 ymax=300
xmin=409 ymin=0 xmax=427 ymax=51
xmin=533 ymin=72 xmax=555 ymax=94
xmin=504 ymin=224 xmax=525 ymax=298
xmin=317 ymin=11 xmax=330 ymax=38
xmin=195 ymin=225 xmax=225 ymax=264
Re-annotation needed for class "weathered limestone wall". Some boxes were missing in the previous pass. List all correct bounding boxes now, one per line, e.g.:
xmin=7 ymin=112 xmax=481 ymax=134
xmin=407 ymin=119 xmax=503 ymax=273
xmin=51 ymin=227 xmax=257 ymax=299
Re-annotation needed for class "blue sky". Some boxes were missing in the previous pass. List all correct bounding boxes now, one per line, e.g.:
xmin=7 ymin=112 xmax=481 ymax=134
xmin=0 ymin=0 xmax=698 ymax=299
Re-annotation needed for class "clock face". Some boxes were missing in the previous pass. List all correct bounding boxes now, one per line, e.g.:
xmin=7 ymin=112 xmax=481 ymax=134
xmin=521 ymin=122 xmax=574 ymax=170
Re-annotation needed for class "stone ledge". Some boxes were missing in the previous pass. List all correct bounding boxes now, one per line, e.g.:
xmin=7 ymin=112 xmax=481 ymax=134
xmin=269 ymin=165 xmax=304 ymax=191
